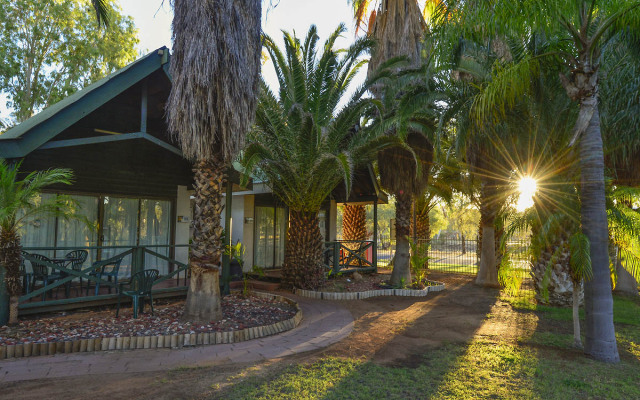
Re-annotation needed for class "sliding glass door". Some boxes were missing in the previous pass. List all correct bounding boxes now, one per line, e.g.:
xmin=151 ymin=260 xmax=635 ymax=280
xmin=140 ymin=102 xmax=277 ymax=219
xmin=254 ymin=206 xmax=287 ymax=269
xmin=102 ymin=197 xmax=139 ymax=277
xmin=139 ymin=199 xmax=172 ymax=274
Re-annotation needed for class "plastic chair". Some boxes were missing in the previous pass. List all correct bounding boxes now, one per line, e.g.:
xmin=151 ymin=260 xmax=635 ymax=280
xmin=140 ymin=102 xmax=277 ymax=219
xmin=87 ymin=256 xmax=124 ymax=296
xmin=116 ymin=269 xmax=159 ymax=319
xmin=65 ymin=250 xmax=88 ymax=291
xmin=29 ymin=254 xmax=64 ymax=300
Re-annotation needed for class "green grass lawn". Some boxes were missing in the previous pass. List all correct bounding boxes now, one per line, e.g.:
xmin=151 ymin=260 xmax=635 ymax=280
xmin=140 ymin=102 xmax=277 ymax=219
xmin=211 ymin=295 xmax=640 ymax=400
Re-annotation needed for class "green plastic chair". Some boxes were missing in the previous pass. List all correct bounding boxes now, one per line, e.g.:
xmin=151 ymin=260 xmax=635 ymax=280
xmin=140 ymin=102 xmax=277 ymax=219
xmin=116 ymin=269 xmax=159 ymax=319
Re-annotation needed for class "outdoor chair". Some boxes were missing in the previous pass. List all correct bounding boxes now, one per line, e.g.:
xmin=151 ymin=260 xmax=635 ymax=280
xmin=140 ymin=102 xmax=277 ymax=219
xmin=116 ymin=269 xmax=159 ymax=319
xmin=65 ymin=250 xmax=88 ymax=291
xmin=29 ymin=253 xmax=64 ymax=301
xmin=86 ymin=256 xmax=124 ymax=296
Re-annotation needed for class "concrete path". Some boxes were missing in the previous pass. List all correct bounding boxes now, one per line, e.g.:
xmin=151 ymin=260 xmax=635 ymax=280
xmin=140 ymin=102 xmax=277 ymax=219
xmin=0 ymin=295 xmax=353 ymax=382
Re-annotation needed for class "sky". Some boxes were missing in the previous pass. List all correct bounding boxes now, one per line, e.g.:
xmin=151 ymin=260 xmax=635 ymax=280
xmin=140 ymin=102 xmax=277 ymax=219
xmin=0 ymin=0 xmax=365 ymax=123
xmin=119 ymin=0 xmax=366 ymax=94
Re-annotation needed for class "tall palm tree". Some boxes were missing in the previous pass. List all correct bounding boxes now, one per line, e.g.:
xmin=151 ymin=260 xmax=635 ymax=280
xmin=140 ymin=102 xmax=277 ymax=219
xmin=352 ymin=0 xmax=436 ymax=287
xmin=0 ymin=160 xmax=79 ymax=324
xmin=243 ymin=25 xmax=401 ymax=289
xmin=449 ymin=0 xmax=640 ymax=363
xmin=166 ymin=0 xmax=261 ymax=322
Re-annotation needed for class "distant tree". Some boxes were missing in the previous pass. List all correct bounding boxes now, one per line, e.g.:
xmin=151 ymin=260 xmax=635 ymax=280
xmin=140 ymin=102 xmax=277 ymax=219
xmin=0 ymin=0 xmax=138 ymax=124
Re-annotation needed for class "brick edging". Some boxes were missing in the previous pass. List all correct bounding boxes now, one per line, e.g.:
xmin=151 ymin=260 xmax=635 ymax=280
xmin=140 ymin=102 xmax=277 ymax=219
xmin=295 ymin=281 xmax=445 ymax=300
xmin=0 ymin=291 xmax=302 ymax=360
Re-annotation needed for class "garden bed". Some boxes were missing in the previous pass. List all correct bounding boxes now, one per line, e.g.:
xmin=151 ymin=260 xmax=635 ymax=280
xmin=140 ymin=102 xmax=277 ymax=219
xmin=0 ymin=291 xmax=302 ymax=359
xmin=296 ymin=272 xmax=445 ymax=300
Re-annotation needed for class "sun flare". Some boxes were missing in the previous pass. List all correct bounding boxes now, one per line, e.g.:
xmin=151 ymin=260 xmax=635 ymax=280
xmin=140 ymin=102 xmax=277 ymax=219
xmin=516 ymin=176 xmax=537 ymax=212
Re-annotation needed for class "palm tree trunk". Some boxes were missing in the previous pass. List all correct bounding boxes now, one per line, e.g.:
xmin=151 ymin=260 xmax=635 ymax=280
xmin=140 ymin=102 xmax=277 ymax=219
xmin=390 ymin=192 xmax=412 ymax=287
xmin=613 ymin=252 xmax=638 ymax=296
xmin=573 ymin=279 xmax=582 ymax=348
xmin=0 ymin=229 xmax=23 ymax=325
xmin=578 ymin=101 xmax=619 ymax=362
xmin=342 ymin=204 xmax=367 ymax=266
xmin=282 ymin=210 xmax=325 ymax=289
xmin=476 ymin=183 xmax=499 ymax=287
xmin=184 ymin=160 xmax=224 ymax=323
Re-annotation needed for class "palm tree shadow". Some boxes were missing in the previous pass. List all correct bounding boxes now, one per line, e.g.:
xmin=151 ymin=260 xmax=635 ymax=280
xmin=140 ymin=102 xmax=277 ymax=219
xmin=314 ymin=277 xmax=501 ymax=398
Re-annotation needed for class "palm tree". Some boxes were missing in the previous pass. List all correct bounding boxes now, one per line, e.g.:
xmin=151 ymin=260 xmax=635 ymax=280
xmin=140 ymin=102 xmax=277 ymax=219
xmin=243 ymin=25 xmax=400 ymax=289
xmin=447 ymin=0 xmax=640 ymax=363
xmin=342 ymin=204 xmax=368 ymax=264
xmin=166 ymin=0 xmax=261 ymax=322
xmin=0 ymin=160 xmax=79 ymax=324
xmin=351 ymin=0 xmax=438 ymax=288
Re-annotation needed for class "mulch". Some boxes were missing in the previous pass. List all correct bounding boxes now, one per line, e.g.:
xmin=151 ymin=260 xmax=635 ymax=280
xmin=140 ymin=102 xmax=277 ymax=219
xmin=0 ymin=294 xmax=297 ymax=346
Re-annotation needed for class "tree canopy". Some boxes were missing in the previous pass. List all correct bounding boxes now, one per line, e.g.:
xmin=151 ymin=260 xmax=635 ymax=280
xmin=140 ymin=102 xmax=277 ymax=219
xmin=0 ymin=0 xmax=138 ymax=124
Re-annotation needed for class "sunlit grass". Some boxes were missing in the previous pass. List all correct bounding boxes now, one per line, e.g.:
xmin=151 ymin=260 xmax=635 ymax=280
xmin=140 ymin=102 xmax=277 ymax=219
xmin=210 ymin=294 xmax=640 ymax=400
xmin=211 ymin=338 xmax=640 ymax=399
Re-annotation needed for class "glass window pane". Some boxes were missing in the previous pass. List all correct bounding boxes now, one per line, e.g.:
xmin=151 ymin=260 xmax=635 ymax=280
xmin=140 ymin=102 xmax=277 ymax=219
xmin=56 ymin=195 xmax=99 ymax=268
xmin=102 ymin=197 xmax=139 ymax=278
xmin=275 ymin=207 xmax=286 ymax=268
xmin=254 ymin=206 xmax=275 ymax=268
xmin=139 ymin=199 xmax=171 ymax=275
xmin=19 ymin=193 xmax=57 ymax=259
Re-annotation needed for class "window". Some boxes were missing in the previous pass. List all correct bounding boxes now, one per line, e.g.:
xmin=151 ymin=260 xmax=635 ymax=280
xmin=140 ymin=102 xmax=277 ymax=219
xmin=19 ymin=193 xmax=173 ymax=277
xmin=254 ymin=205 xmax=287 ymax=269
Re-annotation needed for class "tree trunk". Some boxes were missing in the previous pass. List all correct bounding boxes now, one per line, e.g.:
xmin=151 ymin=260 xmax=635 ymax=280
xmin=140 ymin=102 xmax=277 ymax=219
xmin=342 ymin=204 xmax=367 ymax=266
xmin=342 ymin=204 xmax=367 ymax=241
xmin=578 ymin=101 xmax=619 ymax=362
xmin=475 ymin=181 xmax=500 ymax=287
xmin=531 ymin=243 xmax=582 ymax=307
xmin=183 ymin=160 xmax=225 ymax=322
xmin=613 ymin=254 xmax=638 ymax=297
xmin=0 ymin=229 xmax=23 ymax=324
xmin=390 ymin=192 xmax=412 ymax=287
xmin=282 ymin=210 xmax=325 ymax=289
xmin=476 ymin=224 xmax=499 ymax=287
xmin=573 ymin=280 xmax=583 ymax=348
xmin=461 ymin=234 xmax=466 ymax=255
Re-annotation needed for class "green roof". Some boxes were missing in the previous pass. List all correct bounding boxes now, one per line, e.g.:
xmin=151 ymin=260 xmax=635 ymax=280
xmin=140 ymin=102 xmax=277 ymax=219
xmin=0 ymin=47 xmax=170 ymax=158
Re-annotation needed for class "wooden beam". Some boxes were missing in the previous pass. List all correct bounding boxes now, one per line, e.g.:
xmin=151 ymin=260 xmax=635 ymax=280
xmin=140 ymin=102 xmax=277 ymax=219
xmin=139 ymin=132 xmax=182 ymax=157
xmin=37 ymin=132 xmax=143 ymax=150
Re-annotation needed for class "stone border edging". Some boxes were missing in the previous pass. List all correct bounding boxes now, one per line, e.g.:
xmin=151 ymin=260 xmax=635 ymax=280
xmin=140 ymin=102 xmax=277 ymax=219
xmin=0 ymin=291 xmax=302 ymax=360
xmin=295 ymin=281 xmax=445 ymax=300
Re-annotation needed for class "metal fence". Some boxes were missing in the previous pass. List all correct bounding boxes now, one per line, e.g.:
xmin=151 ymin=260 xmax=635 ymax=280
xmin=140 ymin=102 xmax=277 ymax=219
xmin=377 ymin=237 xmax=535 ymax=299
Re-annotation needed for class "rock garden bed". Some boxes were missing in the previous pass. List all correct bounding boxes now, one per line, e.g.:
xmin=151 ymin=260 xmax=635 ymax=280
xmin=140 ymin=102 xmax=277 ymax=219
xmin=296 ymin=271 xmax=445 ymax=300
xmin=0 ymin=291 xmax=301 ymax=359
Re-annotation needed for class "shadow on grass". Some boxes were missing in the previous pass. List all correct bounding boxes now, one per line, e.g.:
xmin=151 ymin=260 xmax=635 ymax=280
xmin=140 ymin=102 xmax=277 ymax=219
xmin=211 ymin=282 xmax=640 ymax=399
xmin=211 ymin=278 xmax=502 ymax=399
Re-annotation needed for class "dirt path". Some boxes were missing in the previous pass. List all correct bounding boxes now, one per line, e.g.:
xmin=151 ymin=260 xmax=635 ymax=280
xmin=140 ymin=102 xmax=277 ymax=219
xmin=1 ymin=274 xmax=534 ymax=400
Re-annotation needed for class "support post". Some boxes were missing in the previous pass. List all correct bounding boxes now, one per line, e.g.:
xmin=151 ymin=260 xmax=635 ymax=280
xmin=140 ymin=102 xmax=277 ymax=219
xmin=140 ymin=80 xmax=148 ymax=133
xmin=222 ymin=180 xmax=232 ymax=295
xmin=132 ymin=246 xmax=145 ymax=276
xmin=373 ymin=200 xmax=378 ymax=272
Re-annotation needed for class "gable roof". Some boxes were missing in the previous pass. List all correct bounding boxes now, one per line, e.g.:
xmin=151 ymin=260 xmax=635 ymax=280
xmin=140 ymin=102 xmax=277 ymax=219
xmin=0 ymin=47 xmax=170 ymax=158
